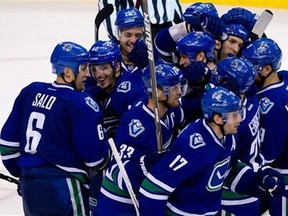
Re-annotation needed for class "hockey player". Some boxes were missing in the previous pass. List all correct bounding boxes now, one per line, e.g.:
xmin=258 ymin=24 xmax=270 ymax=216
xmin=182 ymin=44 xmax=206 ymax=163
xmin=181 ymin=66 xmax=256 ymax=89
xmin=242 ymin=37 xmax=288 ymax=215
xmin=215 ymin=23 xmax=249 ymax=64
xmin=138 ymin=86 xmax=285 ymax=215
xmin=114 ymin=8 xmax=150 ymax=73
xmin=0 ymin=42 xmax=110 ymax=216
xmin=154 ymin=2 xmax=226 ymax=65
xmin=85 ymin=39 xmax=147 ymax=215
xmin=97 ymin=63 xmax=185 ymax=215
xmin=176 ymin=31 xmax=217 ymax=126
xmin=86 ymin=39 xmax=147 ymax=138
xmin=210 ymin=57 xmax=264 ymax=215
xmin=98 ymin=0 xmax=183 ymax=42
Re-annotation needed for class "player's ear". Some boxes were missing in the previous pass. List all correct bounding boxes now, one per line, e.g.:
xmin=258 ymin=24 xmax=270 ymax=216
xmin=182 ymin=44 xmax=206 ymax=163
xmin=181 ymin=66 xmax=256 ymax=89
xmin=263 ymin=64 xmax=273 ymax=76
xmin=62 ymin=67 xmax=74 ymax=81
xmin=213 ymin=113 xmax=224 ymax=125
xmin=114 ymin=62 xmax=121 ymax=78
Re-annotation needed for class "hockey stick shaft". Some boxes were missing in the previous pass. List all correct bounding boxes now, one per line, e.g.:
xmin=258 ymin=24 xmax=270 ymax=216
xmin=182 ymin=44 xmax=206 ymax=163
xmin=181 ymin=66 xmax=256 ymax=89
xmin=108 ymin=138 xmax=140 ymax=216
xmin=142 ymin=0 xmax=163 ymax=152
xmin=95 ymin=3 xmax=114 ymax=42
xmin=135 ymin=0 xmax=141 ymax=9
xmin=0 ymin=172 xmax=20 ymax=185
xmin=251 ymin=9 xmax=273 ymax=41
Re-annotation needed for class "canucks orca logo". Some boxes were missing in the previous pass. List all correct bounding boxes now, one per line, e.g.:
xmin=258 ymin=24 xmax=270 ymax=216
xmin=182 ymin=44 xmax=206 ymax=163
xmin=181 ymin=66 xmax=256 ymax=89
xmin=189 ymin=133 xmax=206 ymax=149
xmin=117 ymin=81 xmax=131 ymax=93
xmin=129 ymin=119 xmax=145 ymax=137
xmin=259 ymin=97 xmax=274 ymax=114
xmin=206 ymin=157 xmax=230 ymax=192
xmin=85 ymin=96 xmax=100 ymax=112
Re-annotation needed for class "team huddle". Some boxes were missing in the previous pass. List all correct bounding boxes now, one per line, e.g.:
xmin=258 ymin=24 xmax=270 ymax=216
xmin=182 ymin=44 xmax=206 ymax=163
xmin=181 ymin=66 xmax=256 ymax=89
xmin=1 ymin=1 xmax=288 ymax=216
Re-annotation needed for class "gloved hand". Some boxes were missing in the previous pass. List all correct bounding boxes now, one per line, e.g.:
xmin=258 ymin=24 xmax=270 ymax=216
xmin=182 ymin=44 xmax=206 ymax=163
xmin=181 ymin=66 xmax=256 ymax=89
xmin=221 ymin=7 xmax=257 ymax=33
xmin=182 ymin=61 xmax=211 ymax=85
xmin=128 ymin=38 xmax=149 ymax=70
xmin=257 ymin=166 xmax=285 ymax=197
xmin=186 ymin=13 xmax=227 ymax=41
xmin=139 ymin=150 xmax=169 ymax=176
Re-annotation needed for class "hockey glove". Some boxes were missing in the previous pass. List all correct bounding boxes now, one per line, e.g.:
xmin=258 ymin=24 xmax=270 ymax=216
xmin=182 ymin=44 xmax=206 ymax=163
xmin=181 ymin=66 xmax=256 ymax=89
xmin=221 ymin=7 xmax=257 ymax=33
xmin=257 ymin=166 xmax=285 ymax=197
xmin=139 ymin=150 xmax=169 ymax=176
xmin=182 ymin=61 xmax=211 ymax=85
xmin=128 ymin=38 xmax=149 ymax=70
xmin=186 ymin=13 xmax=227 ymax=41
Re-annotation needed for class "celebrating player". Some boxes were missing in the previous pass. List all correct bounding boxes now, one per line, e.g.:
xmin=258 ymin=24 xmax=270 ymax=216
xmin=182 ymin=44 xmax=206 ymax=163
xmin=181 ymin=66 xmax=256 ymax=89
xmin=97 ymin=63 xmax=185 ymax=215
xmin=242 ymin=37 xmax=288 ymax=215
xmin=0 ymin=41 xmax=110 ymax=215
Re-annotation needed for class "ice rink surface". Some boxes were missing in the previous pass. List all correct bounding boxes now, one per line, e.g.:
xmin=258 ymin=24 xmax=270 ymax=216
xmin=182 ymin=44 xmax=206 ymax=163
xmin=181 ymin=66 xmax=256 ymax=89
xmin=0 ymin=2 xmax=287 ymax=215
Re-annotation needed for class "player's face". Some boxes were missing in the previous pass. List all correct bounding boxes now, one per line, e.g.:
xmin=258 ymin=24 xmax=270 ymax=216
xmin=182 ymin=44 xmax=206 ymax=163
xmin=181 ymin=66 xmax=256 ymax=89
xmin=166 ymin=84 xmax=182 ymax=107
xmin=179 ymin=54 xmax=191 ymax=67
xmin=223 ymin=110 xmax=242 ymax=134
xmin=89 ymin=63 xmax=115 ymax=91
xmin=75 ymin=63 xmax=90 ymax=91
xmin=179 ymin=52 xmax=205 ymax=68
xmin=118 ymin=27 xmax=144 ymax=55
xmin=220 ymin=36 xmax=244 ymax=60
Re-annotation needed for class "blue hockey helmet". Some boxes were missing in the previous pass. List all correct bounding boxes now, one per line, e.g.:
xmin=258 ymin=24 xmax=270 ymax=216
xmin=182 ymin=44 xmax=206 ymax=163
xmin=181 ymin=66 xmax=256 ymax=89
xmin=242 ymin=38 xmax=282 ymax=72
xmin=224 ymin=24 xmax=248 ymax=42
xmin=176 ymin=31 xmax=215 ymax=62
xmin=50 ymin=41 xmax=89 ymax=75
xmin=115 ymin=8 xmax=144 ymax=30
xmin=202 ymin=86 xmax=241 ymax=121
xmin=143 ymin=64 xmax=184 ymax=96
xmin=89 ymin=40 xmax=121 ymax=68
xmin=183 ymin=2 xmax=218 ymax=19
xmin=211 ymin=57 xmax=256 ymax=94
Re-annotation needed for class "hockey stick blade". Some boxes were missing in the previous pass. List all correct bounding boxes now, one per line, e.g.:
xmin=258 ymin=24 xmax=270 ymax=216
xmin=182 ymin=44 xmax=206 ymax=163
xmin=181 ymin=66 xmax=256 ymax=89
xmin=94 ymin=4 xmax=114 ymax=42
xmin=251 ymin=9 xmax=273 ymax=41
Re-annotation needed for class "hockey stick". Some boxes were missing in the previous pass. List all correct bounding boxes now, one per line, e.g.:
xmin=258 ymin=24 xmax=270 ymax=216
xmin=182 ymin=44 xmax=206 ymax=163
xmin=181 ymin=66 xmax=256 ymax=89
xmin=0 ymin=172 xmax=20 ymax=185
xmin=108 ymin=138 xmax=140 ymax=216
xmin=142 ymin=0 xmax=163 ymax=152
xmin=94 ymin=3 xmax=114 ymax=42
xmin=135 ymin=0 xmax=141 ymax=9
xmin=250 ymin=9 xmax=273 ymax=41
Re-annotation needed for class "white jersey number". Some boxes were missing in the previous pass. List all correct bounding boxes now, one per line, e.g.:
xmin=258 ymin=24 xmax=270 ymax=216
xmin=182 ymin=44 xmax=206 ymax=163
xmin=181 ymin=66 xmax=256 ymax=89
xmin=25 ymin=112 xmax=45 ymax=154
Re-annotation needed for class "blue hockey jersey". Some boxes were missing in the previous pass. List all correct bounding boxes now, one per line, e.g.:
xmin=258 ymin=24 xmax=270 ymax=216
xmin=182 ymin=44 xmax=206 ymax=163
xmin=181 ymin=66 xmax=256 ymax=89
xmin=100 ymin=100 xmax=184 ymax=204
xmin=85 ymin=69 xmax=147 ymax=138
xmin=138 ymin=118 xmax=236 ymax=215
xmin=0 ymin=82 xmax=109 ymax=183
xmin=257 ymin=80 xmax=288 ymax=168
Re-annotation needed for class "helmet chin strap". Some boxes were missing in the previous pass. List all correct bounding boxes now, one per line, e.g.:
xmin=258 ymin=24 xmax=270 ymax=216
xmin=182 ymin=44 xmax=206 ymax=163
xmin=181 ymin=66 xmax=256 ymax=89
xmin=258 ymin=70 xmax=273 ymax=87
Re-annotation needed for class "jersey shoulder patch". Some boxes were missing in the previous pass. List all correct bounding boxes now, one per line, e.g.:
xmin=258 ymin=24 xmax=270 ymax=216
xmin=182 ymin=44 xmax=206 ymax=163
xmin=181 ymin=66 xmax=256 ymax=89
xmin=189 ymin=133 xmax=206 ymax=149
xmin=129 ymin=119 xmax=145 ymax=137
xmin=117 ymin=81 xmax=131 ymax=93
xmin=259 ymin=97 xmax=274 ymax=114
xmin=85 ymin=96 xmax=100 ymax=112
